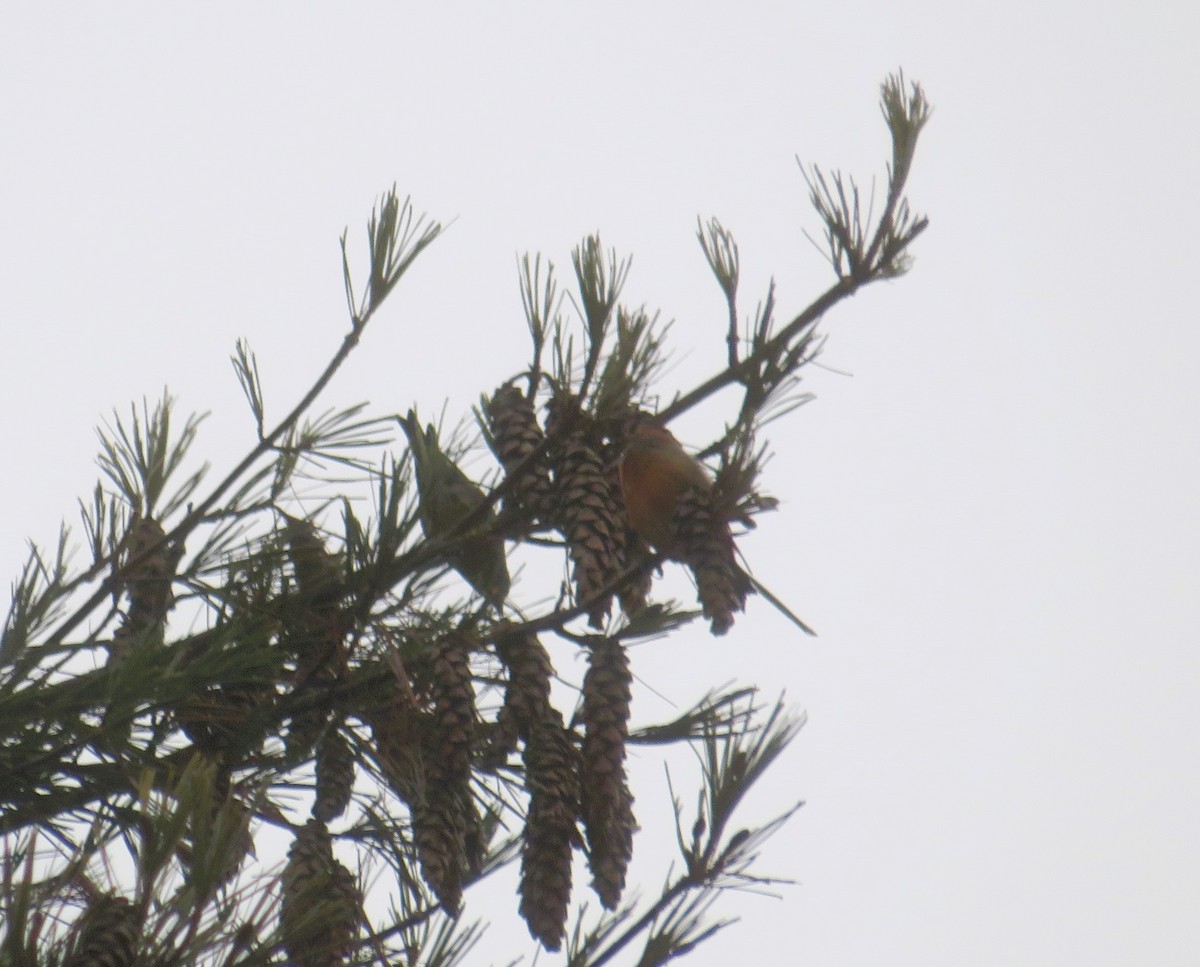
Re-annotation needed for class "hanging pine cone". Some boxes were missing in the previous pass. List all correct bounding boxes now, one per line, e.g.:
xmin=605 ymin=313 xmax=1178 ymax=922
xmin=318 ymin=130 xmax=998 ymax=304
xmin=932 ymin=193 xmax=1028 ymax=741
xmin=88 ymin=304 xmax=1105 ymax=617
xmin=485 ymin=381 xmax=556 ymax=523
xmin=580 ymin=637 xmax=636 ymax=909
xmin=284 ymin=517 xmax=349 ymax=675
xmin=280 ymin=819 xmax=360 ymax=967
xmin=285 ymin=516 xmax=343 ymax=596
xmin=363 ymin=669 xmax=427 ymax=809
xmin=543 ymin=391 xmax=627 ymax=627
xmin=119 ymin=516 xmax=177 ymax=616
xmin=554 ymin=434 xmax=626 ymax=628
xmin=109 ymin=515 xmax=182 ymax=662
xmin=362 ymin=652 xmax=482 ymax=908
xmin=314 ymin=722 xmax=356 ymax=823
xmin=519 ymin=712 xmax=581 ymax=951
xmin=427 ymin=632 xmax=477 ymax=786
xmin=412 ymin=784 xmax=471 ymax=915
xmin=178 ymin=679 xmax=273 ymax=758
xmin=672 ymin=487 xmax=751 ymax=636
xmin=615 ymin=532 xmax=652 ymax=617
xmin=484 ymin=624 xmax=554 ymax=766
xmin=285 ymin=619 xmax=348 ymax=758
xmin=282 ymin=519 xmax=351 ymax=756
xmin=411 ymin=632 xmax=480 ymax=913
xmin=65 ymin=892 xmax=140 ymax=967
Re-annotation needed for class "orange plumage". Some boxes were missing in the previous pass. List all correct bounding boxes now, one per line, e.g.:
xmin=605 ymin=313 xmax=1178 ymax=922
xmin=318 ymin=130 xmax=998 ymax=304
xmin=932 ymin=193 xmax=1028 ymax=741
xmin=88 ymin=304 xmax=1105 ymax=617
xmin=618 ymin=424 xmax=710 ymax=556
xmin=619 ymin=422 xmax=816 ymax=635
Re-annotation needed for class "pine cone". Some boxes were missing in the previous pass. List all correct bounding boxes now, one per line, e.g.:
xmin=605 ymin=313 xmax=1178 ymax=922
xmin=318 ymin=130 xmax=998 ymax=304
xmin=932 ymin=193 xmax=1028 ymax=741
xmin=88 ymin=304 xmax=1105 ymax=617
xmin=428 ymin=632 xmax=477 ymax=785
xmin=284 ymin=694 xmax=332 ymax=760
xmin=284 ymin=517 xmax=343 ymax=605
xmin=580 ymin=637 xmax=636 ymax=909
xmin=364 ymin=674 xmax=427 ymax=808
xmin=485 ymin=625 xmax=554 ymax=765
xmin=486 ymin=381 xmax=556 ymax=522
xmin=282 ymin=523 xmax=350 ymax=757
xmin=412 ymin=784 xmax=471 ymax=915
xmin=178 ymin=681 xmax=272 ymax=758
xmin=519 ymin=713 xmax=581 ymax=951
xmin=280 ymin=819 xmax=360 ymax=967
xmin=673 ymin=488 xmax=751 ymax=636
xmin=616 ymin=533 xmax=653 ymax=616
xmin=109 ymin=515 xmax=181 ymax=662
xmin=412 ymin=632 xmax=480 ymax=913
xmin=554 ymin=435 xmax=626 ymax=628
xmin=314 ymin=723 xmax=356 ymax=823
xmin=283 ymin=617 xmax=353 ymax=759
xmin=285 ymin=517 xmax=350 ymax=683
xmin=66 ymin=892 xmax=139 ymax=967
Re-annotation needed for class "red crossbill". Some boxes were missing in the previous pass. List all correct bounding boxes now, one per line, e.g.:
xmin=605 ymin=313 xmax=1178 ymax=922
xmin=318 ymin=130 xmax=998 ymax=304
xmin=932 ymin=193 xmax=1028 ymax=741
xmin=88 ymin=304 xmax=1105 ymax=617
xmin=400 ymin=411 xmax=510 ymax=608
xmin=617 ymin=424 xmax=711 ymax=557
xmin=618 ymin=423 xmax=815 ymax=635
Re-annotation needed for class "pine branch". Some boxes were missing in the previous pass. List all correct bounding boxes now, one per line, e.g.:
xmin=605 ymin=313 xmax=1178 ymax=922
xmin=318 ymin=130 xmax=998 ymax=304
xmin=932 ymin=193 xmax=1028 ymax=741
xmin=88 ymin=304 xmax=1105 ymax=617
xmin=1 ymin=72 xmax=929 ymax=963
xmin=696 ymin=217 xmax=741 ymax=369
xmin=37 ymin=188 xmax=442 ymax=653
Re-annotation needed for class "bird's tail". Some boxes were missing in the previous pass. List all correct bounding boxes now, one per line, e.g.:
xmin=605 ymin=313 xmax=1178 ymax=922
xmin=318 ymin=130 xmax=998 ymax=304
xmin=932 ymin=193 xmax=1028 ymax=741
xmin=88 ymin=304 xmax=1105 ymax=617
xmin=740 ymin=563 xmax=817 ymax=636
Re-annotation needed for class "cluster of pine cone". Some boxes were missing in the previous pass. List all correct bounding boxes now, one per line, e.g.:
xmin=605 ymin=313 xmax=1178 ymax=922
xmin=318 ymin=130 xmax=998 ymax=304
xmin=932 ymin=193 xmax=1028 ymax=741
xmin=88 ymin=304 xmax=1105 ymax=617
xmin=89 ymin=380 xmax=756 ymax=961
xmin=485 ymin=380 xmax=750 ymax=635
xmin=356 ymin=623 xmax=633 ymax=952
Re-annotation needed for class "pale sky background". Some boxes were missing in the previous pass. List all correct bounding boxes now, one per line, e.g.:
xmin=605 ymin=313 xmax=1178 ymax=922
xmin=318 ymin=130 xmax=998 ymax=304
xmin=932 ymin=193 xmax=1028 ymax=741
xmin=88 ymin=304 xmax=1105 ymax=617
xmin=2 ymin=4 xmax=1198 ymax=966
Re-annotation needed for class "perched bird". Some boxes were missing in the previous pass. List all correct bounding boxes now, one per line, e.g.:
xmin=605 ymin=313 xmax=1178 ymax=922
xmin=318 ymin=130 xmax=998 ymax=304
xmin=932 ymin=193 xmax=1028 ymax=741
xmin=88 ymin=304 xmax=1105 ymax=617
xmin=400 ymin=411 xmax=511 ymax=608
xmin=618 ymin=423 xmax=815 ymax=635
xmin=617 ymin=424 xmax=712 ymax=557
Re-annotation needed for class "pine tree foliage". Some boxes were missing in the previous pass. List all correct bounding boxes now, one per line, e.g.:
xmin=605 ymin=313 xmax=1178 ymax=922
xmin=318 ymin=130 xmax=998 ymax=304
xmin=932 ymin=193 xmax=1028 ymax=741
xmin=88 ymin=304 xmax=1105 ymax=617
xmin=0 ymin=74 xmax=929 ymax=964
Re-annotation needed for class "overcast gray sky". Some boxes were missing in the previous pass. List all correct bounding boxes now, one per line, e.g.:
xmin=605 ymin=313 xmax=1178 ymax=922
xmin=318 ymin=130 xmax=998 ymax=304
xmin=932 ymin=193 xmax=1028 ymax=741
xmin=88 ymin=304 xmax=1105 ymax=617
xmin=2 ymin=4 xmax=1197 ymax=965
